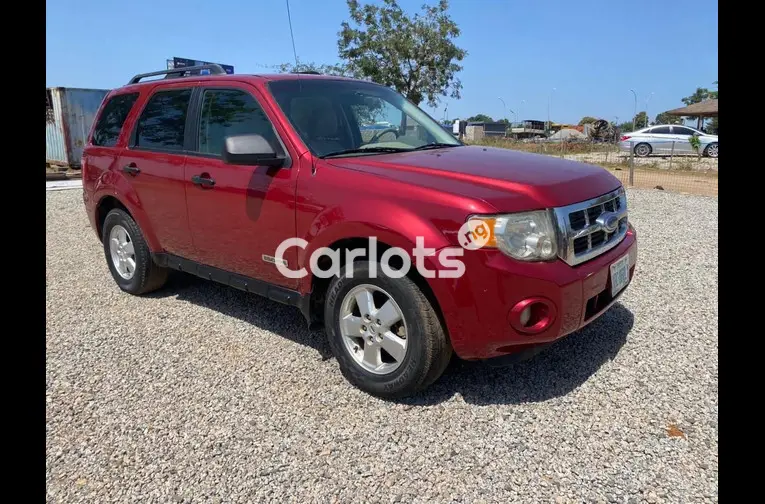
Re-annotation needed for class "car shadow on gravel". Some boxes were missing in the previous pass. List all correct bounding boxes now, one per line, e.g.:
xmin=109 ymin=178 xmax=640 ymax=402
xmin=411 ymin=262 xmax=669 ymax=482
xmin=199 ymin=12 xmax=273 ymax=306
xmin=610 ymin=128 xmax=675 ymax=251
xmin=148 ymin=272 xmax=334 ymax=360
xmin=151 ymin=272 xmax=633 ymax=405
xmin=404 ymin=303 xmax=635 ymax=406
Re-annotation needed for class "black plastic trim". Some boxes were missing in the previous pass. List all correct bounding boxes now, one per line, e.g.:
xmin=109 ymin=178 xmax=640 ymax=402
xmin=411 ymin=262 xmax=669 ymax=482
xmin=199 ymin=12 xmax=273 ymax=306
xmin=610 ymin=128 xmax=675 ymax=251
xmin=152 ymin=252 xmax=311 ymax=323
xmin=128 ymin=64 xmax=226 ymax=84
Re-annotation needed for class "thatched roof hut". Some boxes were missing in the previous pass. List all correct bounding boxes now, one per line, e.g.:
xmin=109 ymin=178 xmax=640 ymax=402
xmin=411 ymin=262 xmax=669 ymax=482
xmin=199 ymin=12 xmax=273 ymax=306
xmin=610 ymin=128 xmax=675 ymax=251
xmin=664 ymin=99 xmax=718 ymax=129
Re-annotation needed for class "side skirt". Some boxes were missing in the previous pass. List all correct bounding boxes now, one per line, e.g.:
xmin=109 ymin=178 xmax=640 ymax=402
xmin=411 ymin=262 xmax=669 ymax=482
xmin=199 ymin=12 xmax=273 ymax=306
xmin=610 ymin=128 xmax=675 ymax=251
xmin=152 ymin=252 xmax=312 ymax=324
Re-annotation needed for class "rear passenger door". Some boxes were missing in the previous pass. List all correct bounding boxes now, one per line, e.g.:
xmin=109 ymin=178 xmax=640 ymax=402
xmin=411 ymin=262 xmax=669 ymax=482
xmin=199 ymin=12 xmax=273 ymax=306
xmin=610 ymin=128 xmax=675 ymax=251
xmin=116 ymin=83 xmax=196 ymax=257
xmin=183 ymin=83 xmax=299 ymax=288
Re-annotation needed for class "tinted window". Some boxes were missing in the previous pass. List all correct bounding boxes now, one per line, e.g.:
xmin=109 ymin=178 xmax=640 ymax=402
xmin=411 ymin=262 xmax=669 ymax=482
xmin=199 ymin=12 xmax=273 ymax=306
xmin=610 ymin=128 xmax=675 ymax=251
xmin=197 ymin=89 xmax=281 ymax=156
xmin=134 ymin=89 xmax=192 ymax=151
xmin=672 ymin=126 xmax=694 ymax=136
xmin=651 ymin=126 xmax=671 ymax=134
xmin=92 ymin=93 xmax=139 ymax=147
xmin=268 ymin=79 xmax=460 ymax=157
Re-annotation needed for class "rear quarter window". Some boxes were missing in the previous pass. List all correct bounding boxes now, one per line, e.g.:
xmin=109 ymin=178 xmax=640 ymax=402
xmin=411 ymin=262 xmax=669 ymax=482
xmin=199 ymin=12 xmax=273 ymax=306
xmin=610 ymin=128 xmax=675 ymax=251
xmin=92 ymin=93 xmax=139 ymax=147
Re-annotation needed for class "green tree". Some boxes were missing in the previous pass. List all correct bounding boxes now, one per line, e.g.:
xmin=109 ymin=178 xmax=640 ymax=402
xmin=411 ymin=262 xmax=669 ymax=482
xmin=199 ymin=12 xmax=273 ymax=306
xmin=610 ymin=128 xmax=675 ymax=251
xmin=338 ymin=0 xmax=467 ymax=107
xmin=578 ymin=116 xmax=598 ymax=126
xmin=653 ymin=112 xmax=682 ymax=125
xmin=681 ymin=86 xmax=713 ymax=124
xmin=466 ymin=114 xmax=494 ymax=123
xmin=634 ymin=111 xmax=648 ymax=129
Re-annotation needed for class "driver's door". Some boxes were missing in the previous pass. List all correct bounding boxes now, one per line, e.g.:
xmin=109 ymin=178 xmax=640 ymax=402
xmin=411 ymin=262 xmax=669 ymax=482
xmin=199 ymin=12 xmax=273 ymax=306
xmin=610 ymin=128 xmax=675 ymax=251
xmin=183 ymin=83 xmax=299 ymax=289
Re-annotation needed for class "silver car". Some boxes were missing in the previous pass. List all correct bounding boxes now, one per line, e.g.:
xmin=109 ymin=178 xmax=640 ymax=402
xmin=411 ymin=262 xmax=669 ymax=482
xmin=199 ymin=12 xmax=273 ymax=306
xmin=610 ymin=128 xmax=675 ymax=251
xmin=619 ymin=125 xmax=718 ymax=158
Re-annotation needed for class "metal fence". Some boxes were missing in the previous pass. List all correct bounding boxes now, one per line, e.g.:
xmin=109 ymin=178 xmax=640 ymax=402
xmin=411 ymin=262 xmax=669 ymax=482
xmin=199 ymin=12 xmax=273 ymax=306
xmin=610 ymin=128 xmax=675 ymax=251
xmin=472 ymin=138 xmax=718 ymax=197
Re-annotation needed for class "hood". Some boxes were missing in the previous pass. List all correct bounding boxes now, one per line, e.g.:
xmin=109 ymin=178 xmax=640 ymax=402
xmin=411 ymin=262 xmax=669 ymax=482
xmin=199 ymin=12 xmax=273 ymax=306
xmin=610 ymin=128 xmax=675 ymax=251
xmin=325 ymin=145 xmax=621 ymax=211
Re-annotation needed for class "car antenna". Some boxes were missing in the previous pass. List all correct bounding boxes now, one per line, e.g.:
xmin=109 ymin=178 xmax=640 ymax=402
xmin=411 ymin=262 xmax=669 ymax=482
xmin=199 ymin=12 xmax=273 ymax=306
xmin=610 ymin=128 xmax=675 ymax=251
xmin=285 ymin=0 xmax=302 ymax=92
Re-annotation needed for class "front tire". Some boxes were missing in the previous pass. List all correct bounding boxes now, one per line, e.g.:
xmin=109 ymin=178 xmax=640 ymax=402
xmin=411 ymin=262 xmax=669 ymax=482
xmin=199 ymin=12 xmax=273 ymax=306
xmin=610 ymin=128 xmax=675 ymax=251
xmin=704 ymin=142 xmax=718 ymax=158
xmin=324 ymin=261 xmax=452 ymax=399
xmin=634 ymin=142 xmax=652 ymax=157
xmin=102 ymin=208 xmax=168 ymax=295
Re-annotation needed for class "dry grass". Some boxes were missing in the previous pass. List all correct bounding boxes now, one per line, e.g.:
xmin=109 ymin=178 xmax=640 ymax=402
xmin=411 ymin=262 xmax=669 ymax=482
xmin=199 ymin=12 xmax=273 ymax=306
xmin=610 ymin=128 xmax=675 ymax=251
xmin=470 ymin=137 xmax=718 ymax=197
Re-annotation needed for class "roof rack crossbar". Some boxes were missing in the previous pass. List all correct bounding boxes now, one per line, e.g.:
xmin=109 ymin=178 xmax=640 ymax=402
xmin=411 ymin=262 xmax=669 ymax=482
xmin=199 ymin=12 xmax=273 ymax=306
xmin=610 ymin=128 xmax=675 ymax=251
xmin=128 ymin=64 xmax=227 ymax=84
xmin=292 ymin=71 xmax=321 ymax=75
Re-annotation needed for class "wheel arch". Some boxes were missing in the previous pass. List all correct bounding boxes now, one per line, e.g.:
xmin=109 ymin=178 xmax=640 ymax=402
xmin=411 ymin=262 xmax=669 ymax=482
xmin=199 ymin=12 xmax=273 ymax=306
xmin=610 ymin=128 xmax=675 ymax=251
xmin=94 ymin=193 xmax=162 ymax=251
xmin=306 ymin=236 xmax=451 ymax=347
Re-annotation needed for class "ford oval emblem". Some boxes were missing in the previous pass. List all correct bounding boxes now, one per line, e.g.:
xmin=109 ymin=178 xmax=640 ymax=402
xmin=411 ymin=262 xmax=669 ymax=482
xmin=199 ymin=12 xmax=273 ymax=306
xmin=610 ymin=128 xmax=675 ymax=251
xmin=596 ymin=212 xmax=619 ymax=233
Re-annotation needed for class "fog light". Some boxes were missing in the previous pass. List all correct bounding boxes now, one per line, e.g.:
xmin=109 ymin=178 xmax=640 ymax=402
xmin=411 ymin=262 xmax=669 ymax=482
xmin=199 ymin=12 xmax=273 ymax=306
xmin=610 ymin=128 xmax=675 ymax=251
xmin=509 ymin=297 xmax=557 ymax=335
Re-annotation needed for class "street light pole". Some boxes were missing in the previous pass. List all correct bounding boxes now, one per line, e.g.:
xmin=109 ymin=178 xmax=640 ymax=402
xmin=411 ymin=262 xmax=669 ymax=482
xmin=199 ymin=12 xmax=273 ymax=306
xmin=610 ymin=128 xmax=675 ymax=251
xmin=645 ymin=92 xmax=654 ymax=128
xmin=498 ymin=97 xmax=507 ymax=123
xmin=547 ymin=88 xmax=556 ymax=132
xmin=629 ymin=89 xmax=637 ymax=131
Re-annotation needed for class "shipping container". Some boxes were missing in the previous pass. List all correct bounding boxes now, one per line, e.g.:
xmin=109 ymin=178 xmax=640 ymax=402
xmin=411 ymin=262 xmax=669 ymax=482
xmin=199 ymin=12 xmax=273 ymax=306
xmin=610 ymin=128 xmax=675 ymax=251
xmin=46 ymin=87 xmax=109 ymax=169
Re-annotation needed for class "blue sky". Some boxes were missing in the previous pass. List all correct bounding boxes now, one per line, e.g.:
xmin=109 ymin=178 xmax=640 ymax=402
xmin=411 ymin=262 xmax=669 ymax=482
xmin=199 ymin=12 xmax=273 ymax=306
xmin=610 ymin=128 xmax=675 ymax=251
xmin=46 ymin=0 xmax=717 ymax=125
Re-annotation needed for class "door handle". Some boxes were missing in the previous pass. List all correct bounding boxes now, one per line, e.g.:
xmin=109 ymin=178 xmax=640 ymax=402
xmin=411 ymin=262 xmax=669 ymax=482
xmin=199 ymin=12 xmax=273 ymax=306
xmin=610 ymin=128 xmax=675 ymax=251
xmin=122 ymin=163 xmax=140 ymax=176
xmin=191 ymin=174 xmax=215 ymax=188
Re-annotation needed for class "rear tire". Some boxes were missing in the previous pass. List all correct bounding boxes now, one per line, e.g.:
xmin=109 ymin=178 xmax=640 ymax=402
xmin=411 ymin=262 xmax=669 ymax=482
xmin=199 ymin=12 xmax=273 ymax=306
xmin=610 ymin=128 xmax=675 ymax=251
xmin=634 ymin=142 xmax=652 ymax=157
xmin=324 ymin=261 xmax=452 ymax=399
xmin=102 ymin=208 xmax=168 ymax=295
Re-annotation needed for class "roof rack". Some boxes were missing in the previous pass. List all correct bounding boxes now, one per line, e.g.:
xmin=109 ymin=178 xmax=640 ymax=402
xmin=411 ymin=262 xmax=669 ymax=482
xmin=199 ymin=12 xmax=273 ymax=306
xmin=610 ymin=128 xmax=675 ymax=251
xmin=128 ymin=64 xmax=227 ymax=85
xmin=292 ymin=71 xmax=321 ymax=75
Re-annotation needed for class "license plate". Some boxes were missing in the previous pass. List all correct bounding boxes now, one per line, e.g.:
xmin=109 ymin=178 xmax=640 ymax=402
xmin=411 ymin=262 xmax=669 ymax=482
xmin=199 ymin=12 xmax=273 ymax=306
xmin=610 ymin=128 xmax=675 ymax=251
xmin=610 ymin=254 xmax=630 ymax=297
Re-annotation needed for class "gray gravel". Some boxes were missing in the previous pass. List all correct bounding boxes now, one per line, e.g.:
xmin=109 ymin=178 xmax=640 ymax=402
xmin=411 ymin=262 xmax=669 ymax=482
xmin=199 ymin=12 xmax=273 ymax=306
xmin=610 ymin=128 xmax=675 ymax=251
xmin=46 ymin=188 xmax=718 ymax=503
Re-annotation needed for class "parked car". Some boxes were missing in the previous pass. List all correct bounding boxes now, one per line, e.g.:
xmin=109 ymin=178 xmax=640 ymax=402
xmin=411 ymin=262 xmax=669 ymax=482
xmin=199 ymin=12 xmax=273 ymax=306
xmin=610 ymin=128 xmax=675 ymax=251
xmin=619 ymin=125 xmax=718 ymax=158
xmin=82 ymin=65 xmax=637 ymax=398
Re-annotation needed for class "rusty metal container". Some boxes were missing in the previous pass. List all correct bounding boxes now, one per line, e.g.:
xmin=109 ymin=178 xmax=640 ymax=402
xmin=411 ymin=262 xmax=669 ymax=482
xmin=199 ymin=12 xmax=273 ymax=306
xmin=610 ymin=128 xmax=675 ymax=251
xmin=46 ymin=87 xmax=109 ymax=169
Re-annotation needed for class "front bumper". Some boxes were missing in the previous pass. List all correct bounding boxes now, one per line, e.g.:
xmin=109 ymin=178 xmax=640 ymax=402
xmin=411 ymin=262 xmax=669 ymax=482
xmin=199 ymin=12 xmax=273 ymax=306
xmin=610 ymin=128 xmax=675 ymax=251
xmin=430 ymin=227 xmax=637 ymax=360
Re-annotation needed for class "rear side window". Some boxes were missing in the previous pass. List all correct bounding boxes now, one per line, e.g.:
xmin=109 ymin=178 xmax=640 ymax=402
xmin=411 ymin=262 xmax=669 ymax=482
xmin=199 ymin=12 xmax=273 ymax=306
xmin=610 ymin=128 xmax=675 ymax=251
xmin=134 ymin=89 xmax=192 ymax=151
xmin=196 ymin=88 xmax=282 ymax=156
xmin=92 ymin=92 xmax=139 ymax=147
xmin=651 ymin=126 xmax=671 ymax=134
xmin=672 ymin=126 xmax=694 ymax=136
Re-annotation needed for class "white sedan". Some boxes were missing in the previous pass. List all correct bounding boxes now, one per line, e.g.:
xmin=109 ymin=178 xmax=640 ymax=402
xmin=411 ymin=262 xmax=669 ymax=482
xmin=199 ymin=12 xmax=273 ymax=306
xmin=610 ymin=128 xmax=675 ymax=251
xmin=619 ymin=125 xmax=718 ymax=158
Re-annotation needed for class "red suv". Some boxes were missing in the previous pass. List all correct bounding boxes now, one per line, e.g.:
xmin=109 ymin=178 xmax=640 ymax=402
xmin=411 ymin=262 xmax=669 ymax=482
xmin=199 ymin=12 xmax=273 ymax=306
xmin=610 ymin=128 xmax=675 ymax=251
xmin=83 ymin=65 xmax=637 ymax=398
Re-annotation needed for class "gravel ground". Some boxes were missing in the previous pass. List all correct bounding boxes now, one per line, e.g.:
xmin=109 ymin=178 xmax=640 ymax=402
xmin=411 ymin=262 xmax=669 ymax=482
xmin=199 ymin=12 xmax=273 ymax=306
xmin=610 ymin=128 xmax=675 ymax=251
xmin=46 ymin=188 xmax=718 ymax=503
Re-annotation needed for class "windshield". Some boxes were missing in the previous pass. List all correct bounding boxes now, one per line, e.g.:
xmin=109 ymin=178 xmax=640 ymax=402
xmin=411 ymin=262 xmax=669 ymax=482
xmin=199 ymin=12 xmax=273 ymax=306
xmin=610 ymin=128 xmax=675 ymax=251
xmin=268 ymin=79 xmax=461 ymax=157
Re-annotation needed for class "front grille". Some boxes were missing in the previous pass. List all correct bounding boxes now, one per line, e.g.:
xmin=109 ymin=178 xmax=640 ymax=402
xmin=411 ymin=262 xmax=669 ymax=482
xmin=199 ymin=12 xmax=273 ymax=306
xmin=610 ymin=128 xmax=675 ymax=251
xmin=554 ymin=188 xmax=628 ymax=266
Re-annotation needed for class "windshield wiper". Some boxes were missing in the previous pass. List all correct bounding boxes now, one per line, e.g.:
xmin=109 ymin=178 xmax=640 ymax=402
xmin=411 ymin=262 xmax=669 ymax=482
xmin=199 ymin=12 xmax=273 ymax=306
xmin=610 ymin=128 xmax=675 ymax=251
xmin=321 ymin=147 xmax=410 ymax=158
xmin=410 ymin=142 xmax=461 ymax=151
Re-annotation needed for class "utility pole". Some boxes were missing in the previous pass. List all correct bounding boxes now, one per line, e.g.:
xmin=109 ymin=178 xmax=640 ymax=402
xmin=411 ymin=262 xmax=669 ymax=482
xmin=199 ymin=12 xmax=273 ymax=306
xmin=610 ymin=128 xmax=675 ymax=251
xmin=629 ymin=89 xmax=637 ymax=131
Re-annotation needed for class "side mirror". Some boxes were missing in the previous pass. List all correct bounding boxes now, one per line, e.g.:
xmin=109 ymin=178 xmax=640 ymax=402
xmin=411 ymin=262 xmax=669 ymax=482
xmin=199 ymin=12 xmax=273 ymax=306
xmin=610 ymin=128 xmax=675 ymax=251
xmin=222 ymin=134 xmax=285 ymax=167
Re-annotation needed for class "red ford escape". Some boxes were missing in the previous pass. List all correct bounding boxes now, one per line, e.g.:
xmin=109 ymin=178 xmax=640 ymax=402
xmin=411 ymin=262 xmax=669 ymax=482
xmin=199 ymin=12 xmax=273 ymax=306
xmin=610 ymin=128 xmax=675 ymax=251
xmin=82 ymin=65 xmax=637 ymax=398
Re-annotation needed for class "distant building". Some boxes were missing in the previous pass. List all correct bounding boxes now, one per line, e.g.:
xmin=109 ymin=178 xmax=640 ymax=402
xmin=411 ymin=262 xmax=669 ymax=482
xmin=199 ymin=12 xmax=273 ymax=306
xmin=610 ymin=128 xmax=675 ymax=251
xmin=464 ymin=121 xmax=507 ymax=141
xmin=509 ymin=120 xmax=546 ymax=139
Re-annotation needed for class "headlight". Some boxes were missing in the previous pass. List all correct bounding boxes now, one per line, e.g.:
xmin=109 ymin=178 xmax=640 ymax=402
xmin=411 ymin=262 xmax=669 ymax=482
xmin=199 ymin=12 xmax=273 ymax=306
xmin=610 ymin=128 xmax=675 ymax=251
xmin=466 ymin=210 xmax=558 ymax=261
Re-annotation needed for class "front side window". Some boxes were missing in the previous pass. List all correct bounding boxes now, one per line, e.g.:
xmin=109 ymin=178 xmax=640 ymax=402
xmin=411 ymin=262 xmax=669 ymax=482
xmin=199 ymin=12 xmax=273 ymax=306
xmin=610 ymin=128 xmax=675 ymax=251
xmin=134 ymin=89 xmax=192 ymax=151
xmin=92 ymin=92 xmax=139 ymax=147
xmin=196 ymin=88 xmax=282 ymax=156
xmin=268 ymin=79 xmax=461 ymax=158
